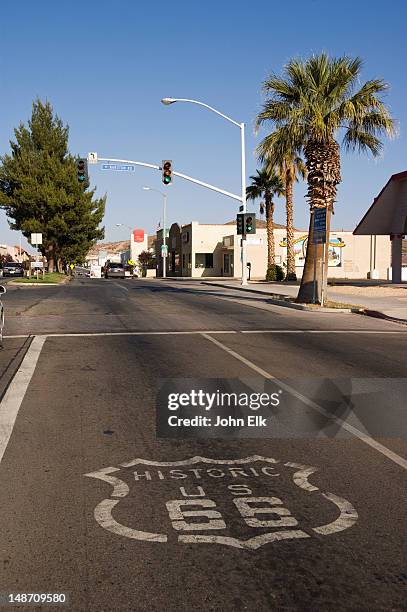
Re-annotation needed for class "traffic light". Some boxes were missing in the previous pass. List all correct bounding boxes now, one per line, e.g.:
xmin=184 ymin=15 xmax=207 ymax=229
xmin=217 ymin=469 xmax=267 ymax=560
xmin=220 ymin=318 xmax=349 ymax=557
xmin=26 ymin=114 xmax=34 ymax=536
xmin=236 ymin=213 xmax=244 ymax=235
xmin=162 ymin=160 xmax=173 ymax=185
xmin=76 ymin=158 xmax=88 ymax=184
xmin=236 ymin=212 xmax=256 ymax=235
xmin=245 ymin=213 xmax=256 ymax=234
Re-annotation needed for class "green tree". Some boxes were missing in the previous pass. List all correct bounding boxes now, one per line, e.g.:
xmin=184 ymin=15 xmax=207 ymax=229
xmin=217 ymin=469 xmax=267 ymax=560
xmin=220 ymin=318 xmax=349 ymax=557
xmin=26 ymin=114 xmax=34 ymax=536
xmin=246 ymin=168 xmax=284 ymax=278
xmin=256 ymin=53 xmax=395 ymax=302
xmin=138 ymin=250 xmax=156 ymax=276
xmin=0 ymin=99 xmax=105 ymax=272
xmin=257 ymin=139 xmax=306 ymax=280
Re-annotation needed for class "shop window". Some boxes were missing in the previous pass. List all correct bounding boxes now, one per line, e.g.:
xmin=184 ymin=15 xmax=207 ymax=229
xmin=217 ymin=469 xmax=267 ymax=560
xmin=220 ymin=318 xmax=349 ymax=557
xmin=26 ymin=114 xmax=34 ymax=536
xmin=195 ymin=253 xmax=214 ymax=268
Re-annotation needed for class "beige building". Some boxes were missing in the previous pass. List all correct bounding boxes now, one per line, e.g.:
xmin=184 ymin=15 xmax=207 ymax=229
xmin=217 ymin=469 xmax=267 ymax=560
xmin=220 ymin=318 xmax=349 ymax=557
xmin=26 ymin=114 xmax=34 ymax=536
xmin=156 ymin=220 xmax=392 ymax=280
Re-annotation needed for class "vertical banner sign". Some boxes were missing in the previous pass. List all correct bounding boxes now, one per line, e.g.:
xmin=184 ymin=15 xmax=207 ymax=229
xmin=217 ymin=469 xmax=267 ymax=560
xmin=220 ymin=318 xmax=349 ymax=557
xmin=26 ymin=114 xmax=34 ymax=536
xmin=313 ymin=209 xmax=327 ymax=244
xmin=133 ymin=229 xmax=145 ymax=243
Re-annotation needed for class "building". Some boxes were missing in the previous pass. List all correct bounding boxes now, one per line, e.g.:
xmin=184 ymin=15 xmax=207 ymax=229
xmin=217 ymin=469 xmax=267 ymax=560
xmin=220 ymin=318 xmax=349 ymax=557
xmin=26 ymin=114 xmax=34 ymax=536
xmin=156 ymin=220 xmax=391 ymax=280
xmin=0 ymin=244 xmax=30 ymax=263
xmin=354 ymin=171 xmax=407 ymax=282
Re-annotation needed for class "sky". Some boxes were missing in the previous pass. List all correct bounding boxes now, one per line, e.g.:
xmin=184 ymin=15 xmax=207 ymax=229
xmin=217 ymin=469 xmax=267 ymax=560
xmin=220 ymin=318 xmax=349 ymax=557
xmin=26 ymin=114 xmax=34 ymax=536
xmin=1 ymin=0 xmax=406 ymax=251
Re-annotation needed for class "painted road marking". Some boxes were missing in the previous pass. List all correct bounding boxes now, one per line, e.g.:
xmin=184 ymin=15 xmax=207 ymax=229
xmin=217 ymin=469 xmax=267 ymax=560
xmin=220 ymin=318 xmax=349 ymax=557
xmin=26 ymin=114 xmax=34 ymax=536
xmin=3 ymin=329 xmax=406 ymax=340
xmin=85 ymin=455 xmax=358 ymax=550
xmin=201 ymin=333 xmax=407 ymax=472
xmin=114 ymin=282 xmax=129 ymax=293
xmin=0 ymin=336 xmax=46 ymax=464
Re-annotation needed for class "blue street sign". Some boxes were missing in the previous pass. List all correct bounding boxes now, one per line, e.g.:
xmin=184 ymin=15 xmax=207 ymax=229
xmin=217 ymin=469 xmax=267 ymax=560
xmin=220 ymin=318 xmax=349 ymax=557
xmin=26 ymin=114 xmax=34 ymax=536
xmin=101 ymin=164 xmax=135 ymax=172
xmin=313 ymin=208 xmax=327 ymax=244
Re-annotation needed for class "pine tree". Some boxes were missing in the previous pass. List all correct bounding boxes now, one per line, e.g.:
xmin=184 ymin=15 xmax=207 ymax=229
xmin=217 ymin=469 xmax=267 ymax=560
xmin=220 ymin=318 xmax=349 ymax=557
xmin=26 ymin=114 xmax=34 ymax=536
xmin=0 ymin=99 xmax=105 ymax=271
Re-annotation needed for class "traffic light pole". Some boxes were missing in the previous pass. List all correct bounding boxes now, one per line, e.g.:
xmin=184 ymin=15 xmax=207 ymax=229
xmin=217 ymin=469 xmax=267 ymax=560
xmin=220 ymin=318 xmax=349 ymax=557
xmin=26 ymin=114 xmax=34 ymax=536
xmin=240 ymin=122 xmax=248 ymax=286
xmin=163 ymin=193 xmax=167 ymax=279
xmin=93 ymin=154 xmax=246 ymax=282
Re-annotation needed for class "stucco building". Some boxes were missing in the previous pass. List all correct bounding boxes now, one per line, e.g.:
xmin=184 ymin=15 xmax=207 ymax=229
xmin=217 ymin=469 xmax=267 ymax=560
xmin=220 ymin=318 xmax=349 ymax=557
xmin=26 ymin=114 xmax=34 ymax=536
xmin=156 ymin=220 xmax=391 ymax=280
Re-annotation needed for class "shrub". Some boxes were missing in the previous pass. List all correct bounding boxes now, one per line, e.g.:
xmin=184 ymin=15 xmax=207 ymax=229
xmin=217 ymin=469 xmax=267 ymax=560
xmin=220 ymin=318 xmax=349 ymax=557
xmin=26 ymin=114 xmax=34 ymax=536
xmin=266 ymin=264 xmax=285 ymax=282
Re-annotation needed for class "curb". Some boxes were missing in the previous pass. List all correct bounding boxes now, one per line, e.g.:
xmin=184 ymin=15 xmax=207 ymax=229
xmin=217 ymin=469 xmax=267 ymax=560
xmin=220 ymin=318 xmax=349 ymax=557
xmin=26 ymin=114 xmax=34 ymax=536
xmin=353 ymin=308 xmax=407 ymax=326
xmin=200 ymin=282 xmax=353 ymax=313
xmin=8 ymin=276 xmax=71 ymax=287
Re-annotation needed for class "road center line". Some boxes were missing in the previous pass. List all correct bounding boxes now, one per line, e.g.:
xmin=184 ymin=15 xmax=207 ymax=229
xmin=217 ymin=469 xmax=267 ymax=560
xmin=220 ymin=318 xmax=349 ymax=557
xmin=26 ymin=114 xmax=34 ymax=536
xmin=201 ymin=332 xmax=407 ymax=472
xmin=114 ymin=282 xmax=129 ymax=292
xmin=0 ymin=335 xmax=46 ymax=465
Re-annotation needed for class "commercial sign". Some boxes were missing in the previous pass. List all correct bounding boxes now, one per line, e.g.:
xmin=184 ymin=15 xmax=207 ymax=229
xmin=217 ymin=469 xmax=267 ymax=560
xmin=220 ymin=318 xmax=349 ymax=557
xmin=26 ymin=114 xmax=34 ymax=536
xmin=133 ymin=229 xmax=145 ymax=243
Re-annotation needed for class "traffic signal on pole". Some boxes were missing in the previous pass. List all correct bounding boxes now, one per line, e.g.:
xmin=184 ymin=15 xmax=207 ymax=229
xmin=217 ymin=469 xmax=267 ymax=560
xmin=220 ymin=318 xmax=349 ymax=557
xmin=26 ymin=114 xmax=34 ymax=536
xmin=162 ymin=160 xmax=173 ymax=185
xmin=245 ymin=213 xmax=256 ymax=234
xmin=236 ymin=213 xmax=244 ymax=235
xmin=76 ymin=158 xmax=88 ymax=184
xmin=237 ymin=212 xmax=256 ymax=235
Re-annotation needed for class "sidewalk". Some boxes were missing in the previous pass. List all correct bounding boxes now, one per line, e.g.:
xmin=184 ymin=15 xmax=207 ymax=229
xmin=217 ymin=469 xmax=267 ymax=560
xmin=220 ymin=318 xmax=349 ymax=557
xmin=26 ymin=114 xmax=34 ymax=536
xmin=199 ymin=279 xmax=407 ymax=322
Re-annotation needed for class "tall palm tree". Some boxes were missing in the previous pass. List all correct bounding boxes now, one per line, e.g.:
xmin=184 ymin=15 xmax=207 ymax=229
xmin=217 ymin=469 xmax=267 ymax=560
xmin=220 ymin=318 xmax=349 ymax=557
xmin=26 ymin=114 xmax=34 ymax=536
xmin=256 ymin=53 xmax=395 ymax=303
xmin=246 ymin=168 xmax=285 ymax=275
xmin=258 ymin=146 xmax=306 ymax=280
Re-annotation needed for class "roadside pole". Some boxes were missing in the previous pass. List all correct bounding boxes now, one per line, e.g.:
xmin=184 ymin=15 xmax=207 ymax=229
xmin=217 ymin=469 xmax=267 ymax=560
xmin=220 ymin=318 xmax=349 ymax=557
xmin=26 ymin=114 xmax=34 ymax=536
xmin=163 ymin=194 xmax=167 ymax=279
xmin=240 ymin=122 xmax=248 ymax=286
xmin=321 ymin=242 xmax=325 ymax=307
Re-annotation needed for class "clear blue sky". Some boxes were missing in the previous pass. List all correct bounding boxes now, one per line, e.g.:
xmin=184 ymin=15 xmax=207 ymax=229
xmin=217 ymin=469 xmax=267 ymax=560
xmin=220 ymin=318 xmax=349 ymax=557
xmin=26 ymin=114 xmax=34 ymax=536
xmin=1 ymin=0 xmax=406 ymax=250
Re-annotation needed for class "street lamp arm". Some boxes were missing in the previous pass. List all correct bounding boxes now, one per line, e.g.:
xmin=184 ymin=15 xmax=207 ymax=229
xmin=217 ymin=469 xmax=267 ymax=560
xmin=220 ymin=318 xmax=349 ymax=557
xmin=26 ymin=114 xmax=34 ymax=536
xmin=166 ymin=99 xmax=242 ymax=127
xmin=173 ymin=170 xmax=241 ymax=202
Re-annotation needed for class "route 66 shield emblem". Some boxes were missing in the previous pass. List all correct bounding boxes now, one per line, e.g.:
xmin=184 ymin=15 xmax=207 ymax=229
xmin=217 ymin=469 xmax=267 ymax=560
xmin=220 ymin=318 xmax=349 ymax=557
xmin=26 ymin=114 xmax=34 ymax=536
xmin=85 ymin=455 xmax=357 ymax=550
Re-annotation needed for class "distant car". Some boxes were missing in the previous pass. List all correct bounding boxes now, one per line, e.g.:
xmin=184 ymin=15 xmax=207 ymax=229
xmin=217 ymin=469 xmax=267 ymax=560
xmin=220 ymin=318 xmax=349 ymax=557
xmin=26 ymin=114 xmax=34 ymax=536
xmin=104 ymin=262 xmax=125 ymax=279
xmin=1 ymin=262 xmax=24 ymax=277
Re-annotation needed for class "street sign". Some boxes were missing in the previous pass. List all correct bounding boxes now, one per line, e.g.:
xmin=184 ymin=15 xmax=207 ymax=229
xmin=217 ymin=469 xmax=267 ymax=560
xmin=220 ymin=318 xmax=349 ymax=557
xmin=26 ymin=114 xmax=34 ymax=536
xmin=313 ymin=208 xmax=327 ymax=244
xmin=31 ymin=233 xmax=42 ymax=245
xmin=30 ymin=261 xmax=43 ymax=268
xmin=88 ymin=152 xmax=98 ymax=164
xmin=133 ymin=229 xmax=145 ymax=243
xmin=101 ymin=163 xmax=135 ymax=172
xmin=161 ymin=244 xmax=168 ymax=257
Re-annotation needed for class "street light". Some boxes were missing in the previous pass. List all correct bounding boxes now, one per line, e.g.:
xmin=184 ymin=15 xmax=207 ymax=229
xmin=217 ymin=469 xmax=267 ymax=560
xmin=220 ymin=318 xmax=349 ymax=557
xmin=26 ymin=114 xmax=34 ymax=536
xmin=115 ymin=223 xmax=132 ymax=231
xmin=142 ymin=186 xmax=168 ymax=279
xmin=161 ymin=97 xmax=247 ymax=285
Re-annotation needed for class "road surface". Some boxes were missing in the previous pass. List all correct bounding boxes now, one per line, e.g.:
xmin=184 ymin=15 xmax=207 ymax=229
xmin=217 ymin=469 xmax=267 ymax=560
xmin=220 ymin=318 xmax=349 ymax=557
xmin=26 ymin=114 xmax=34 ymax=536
xmin=0 ymin=278 xmax=406 ymax=611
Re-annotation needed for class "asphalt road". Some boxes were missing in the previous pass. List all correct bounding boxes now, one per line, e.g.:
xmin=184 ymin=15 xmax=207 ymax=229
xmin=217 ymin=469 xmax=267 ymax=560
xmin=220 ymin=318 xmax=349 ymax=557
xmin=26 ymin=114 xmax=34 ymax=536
xmin=0 ymin=278 xmax=406 ymax=611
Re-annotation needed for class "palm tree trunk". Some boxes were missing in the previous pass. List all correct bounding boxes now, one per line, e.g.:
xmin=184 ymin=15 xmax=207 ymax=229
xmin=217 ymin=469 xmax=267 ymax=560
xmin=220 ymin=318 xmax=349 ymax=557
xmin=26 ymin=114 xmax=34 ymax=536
xmin=265 ymin=196 xmax=275 ymax=269
xmin=285 ymin=172 xmax=296 ymax=280
xmin=297 ymin=139 xmax=341 ymax=303
xmin=296 ymin=210 xmax=324 ymax=303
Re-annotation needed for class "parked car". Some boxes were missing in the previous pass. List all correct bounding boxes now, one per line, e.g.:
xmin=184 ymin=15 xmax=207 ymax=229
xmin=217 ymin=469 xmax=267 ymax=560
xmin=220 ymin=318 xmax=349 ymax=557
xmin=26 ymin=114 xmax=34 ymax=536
xmin=104 ymin=262 xmax=125 ymax=279
xmin=1 ymin=262 xmax=24 ymax=277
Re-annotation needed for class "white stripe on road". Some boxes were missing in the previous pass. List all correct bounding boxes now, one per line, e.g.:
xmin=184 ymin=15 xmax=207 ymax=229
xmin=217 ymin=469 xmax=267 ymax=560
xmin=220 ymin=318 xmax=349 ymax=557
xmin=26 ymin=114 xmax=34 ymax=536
xmin=201 ymin=333 xmax=407 ymax=472
xmin=0 ymin=336 xmax=46 ymax=464
xmin=115 ymin=282 xmax=129 ymax=292
xmin=241 ymin=329 xmax=406 ymax=334
xmin=3 ymin=329 xmax=406 ymax=340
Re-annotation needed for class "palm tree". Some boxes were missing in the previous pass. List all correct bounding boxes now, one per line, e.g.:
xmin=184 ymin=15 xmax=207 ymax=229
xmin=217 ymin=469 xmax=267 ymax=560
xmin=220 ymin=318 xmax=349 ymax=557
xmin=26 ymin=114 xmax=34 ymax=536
xmin=259 ymin=146 xmax=306 ymax=280
xmin=256 ymin=53 xmax=395 ymax=303
xmin=246 ymin=168 xmax=285 ymax=277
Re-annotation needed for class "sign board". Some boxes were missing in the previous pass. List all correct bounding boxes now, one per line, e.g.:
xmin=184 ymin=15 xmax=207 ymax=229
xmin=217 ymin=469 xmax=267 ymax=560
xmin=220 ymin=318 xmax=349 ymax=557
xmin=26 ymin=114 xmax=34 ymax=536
xmin=133 ymin=229 xmax=145 ymax=243
xmin=246 ymin=237 xmax=264 ymax=246
xmin=101 ymin=163 xmax=135 ymax=172
xmin=161 ymin=244 xmax=168 ymax=257
xmin=313 ymin=208 xmax=327 ymax=244
xmin=88 ymin=152 xmax=98 ymax=164
xmin=31 ymin=233 xmax=42 ymax=245
xmin=90 ymin=264 xmax=102 ymax=278
xmin=31 ymin=261 xmax=44 ymax=268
